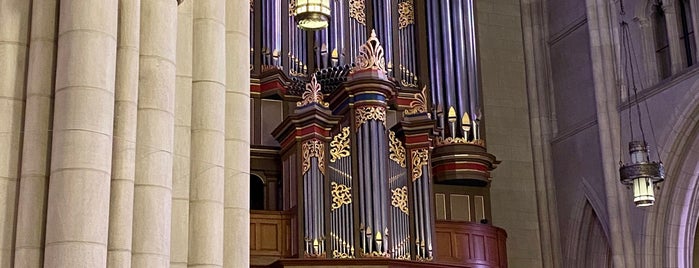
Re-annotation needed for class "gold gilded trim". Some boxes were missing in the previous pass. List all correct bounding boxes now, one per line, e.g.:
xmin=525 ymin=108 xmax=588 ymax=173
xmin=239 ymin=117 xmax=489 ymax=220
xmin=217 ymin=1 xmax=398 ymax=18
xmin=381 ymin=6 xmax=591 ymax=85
xmin=411 ymin=148 xmax=429 ymax=181
xmin=330 ymin=127 xmax=351 ymax=162
xmin=297 ymin=74 xmax=329 ymax=108
xmin=353 ymin=30 xmax=387 ymax=74
xmin=391 ymin=186 xmax=409 ymax=215
xmin=331 ymin=182 xmax=352 ymax=210
xmin=404 ymin=86 xmax=428 ymax=116
xmin=388 ymin=131 xmax=406 ymax=167
xmin=355 ymin=106 xmax=386 ymax=130
xmin=398 ymin=0 xmax=414 ymax=29
xmin=434 ymin=136 xmax=485 ymax=147
xmin=302 ymin=139 xmax=325 ymax=175
xmin=349 ymin=0 xmax=366 ymax=25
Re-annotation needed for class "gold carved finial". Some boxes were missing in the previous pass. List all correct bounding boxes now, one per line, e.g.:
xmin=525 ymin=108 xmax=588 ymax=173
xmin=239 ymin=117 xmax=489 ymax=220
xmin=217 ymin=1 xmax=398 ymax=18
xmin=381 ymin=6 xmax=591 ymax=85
xmin=297 ymin=74 xmax=329 ymax=108
xmin=404 ymin=86 xmax=429 ymax=116
xmin=353 ymin=29 xmax=387 ymax=74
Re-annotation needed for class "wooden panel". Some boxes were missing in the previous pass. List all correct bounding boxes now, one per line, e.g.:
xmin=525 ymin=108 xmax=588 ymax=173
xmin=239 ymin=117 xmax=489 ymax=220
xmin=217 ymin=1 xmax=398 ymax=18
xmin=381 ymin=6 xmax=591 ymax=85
xmin=250 ymin=210 xmax=294 ymax=259
xmin=435 ymin=221 xmax=507 ymax=268
xmin=260 ymin=223 xmax=279 ymax=250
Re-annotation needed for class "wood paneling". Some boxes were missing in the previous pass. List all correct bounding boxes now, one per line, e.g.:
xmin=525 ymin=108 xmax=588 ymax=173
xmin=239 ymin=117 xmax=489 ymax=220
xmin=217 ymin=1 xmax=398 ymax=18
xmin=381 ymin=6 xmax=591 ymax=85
xmin=435 ymin=221 xmax=507 ymax=268
xmin=251 ymin=210 xmax=294 ymax=258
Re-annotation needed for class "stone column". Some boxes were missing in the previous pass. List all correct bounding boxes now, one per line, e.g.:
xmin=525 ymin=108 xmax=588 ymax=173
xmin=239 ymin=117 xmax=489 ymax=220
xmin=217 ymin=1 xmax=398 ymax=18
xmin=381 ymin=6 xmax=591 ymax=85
xmin=171 ymin=1 xmax=193 ymax=268
xmin=13 ymin=0 xmax=55 ymax=267
xmin=130 ymin=0 xmax=177 ymax=266
xmin=224 ymin=0 xmax=251 ymax=266
xmin=189 ymin=0 xmax=226 ymax=267
xmin=43 ymin=0 xmax=118 ymax=267
xmin=0 ymin=0 xmax=30 ymax=265
xmin=585 ymin=0 xmax=636 ymax=266
xmin=107 ymin=0 xmax=140 ymax=267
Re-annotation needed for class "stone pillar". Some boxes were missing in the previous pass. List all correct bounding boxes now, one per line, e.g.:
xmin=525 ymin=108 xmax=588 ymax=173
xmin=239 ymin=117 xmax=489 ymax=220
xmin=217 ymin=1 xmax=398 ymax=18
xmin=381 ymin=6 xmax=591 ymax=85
xmin=13 ymin=0 xmax=56 ymax=267
xmin=171 ymin=1 xmax=193 ymax=267
xmin=224 ymin=0 xmax=251 ymax=266
xmin=0 ymin=0 xmax=30 ymax=265
xmin=43 ymin=0 xmax=118 ymax=267
xmin=130 ymin=0 xmax=177 ymax=266
xmin=189 ymin=0 xmax=226 ymax=267
xmin=107 ymin=0 xmax=140 ymax=267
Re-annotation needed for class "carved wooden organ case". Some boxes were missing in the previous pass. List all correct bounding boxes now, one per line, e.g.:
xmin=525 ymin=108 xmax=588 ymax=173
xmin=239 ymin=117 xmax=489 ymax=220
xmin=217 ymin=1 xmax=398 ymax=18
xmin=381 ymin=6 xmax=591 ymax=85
xmin=253 ymin=0 xmax=499 ymax=262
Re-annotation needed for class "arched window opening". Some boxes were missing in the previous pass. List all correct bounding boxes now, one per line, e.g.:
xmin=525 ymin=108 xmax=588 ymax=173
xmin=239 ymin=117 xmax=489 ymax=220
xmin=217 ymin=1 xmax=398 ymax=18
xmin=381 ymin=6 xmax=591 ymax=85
xmin=678 ymin=0 xmax=696 ymax=66
xmin=250 ymin=174 xmax=265 ymax=210
xmin=653 ymin=3 xmax=672 ymax=79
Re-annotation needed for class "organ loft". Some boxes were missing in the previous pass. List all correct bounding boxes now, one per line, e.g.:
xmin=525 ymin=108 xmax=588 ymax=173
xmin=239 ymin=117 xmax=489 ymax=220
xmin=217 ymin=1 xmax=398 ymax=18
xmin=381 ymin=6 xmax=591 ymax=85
xmin=249 ymin=0 xmax=506 ymax=266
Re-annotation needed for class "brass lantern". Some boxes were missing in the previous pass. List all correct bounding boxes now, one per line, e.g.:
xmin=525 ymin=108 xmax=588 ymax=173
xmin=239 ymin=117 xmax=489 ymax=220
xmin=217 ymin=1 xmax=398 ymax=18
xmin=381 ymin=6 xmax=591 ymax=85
xmin=295 ymin=0 xmax=331 ymax=30
xmin=619 ymin=141 xmax=665 ymax=207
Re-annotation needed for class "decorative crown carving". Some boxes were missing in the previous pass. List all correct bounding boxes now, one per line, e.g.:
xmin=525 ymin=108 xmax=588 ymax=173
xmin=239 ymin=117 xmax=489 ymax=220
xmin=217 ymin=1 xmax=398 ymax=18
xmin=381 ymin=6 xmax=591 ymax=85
xmin=404 ymin=86 xmax=429 ymax=116
xmin=353 ymin=30 xmax=387 ymax=74
xmin=297 ymin=74 xmax=329 ymax=108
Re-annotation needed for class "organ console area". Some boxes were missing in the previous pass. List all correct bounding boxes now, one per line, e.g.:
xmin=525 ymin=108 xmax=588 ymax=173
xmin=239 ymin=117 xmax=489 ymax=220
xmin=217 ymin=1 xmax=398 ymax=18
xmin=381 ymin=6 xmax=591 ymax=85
xmin=247 ymin=1 xmax=507 ymax=267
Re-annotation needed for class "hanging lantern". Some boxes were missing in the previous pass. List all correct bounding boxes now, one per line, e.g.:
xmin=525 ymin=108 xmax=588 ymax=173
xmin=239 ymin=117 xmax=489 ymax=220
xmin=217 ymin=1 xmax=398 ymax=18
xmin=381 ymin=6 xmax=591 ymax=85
xmin=619 ymin=141 xmax=665 ymax=207
xmin=295 ymin=0 xmax=331 ymax=30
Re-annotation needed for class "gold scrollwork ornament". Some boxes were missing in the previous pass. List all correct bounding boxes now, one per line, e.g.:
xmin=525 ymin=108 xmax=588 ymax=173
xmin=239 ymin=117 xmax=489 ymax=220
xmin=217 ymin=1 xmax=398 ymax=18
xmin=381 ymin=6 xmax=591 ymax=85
xmin=330 ymin=127 xmax=350 ymax=162
xmin=355 ymin=106 xmax=386 ymax=130
xmin=398 ymin=0 xmax=414 ymax=29
xmin=411 ymin=148 xmax=429 ymax=181
xmin=388 ymin=131 xmax=406 ymax=167
xmin=349 ymin=0 xmax=366 ymax=25
xmin=302 ymin=139 xmax=325 ymax=175
xmin=331 ymin=182 xmax=352 ymax=210
xmin=391 ymin=186 xmax=409 ymax=214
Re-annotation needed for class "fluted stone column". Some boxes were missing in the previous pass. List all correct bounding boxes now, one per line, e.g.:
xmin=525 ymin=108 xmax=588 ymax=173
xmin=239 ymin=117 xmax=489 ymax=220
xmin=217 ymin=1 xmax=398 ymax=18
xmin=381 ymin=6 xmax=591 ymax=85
xmin=224 ymin=0 xmax=251 ymax=266
xmin=189 ymin=0 xmax=226 ymax=267
xmin=171 ymin=1 xmax=193 ymax=267
xmin=130 ymin=0 xmax=177 ymax=266
xmin=13 ymin=0 xmax=58 ymax=267
xmin=107 ymin=0 xmax=140 ymax=267
xmin=0 ymin=0 xmax=30 ymax=266
xmin=43 ymin=0 xmax=118 ymax=267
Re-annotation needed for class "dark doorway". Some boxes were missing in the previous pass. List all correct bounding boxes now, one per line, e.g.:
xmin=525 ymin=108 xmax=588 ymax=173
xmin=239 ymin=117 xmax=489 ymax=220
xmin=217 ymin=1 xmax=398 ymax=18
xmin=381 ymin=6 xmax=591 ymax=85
xmin=250 ymin=175 xmax=265 ymax=210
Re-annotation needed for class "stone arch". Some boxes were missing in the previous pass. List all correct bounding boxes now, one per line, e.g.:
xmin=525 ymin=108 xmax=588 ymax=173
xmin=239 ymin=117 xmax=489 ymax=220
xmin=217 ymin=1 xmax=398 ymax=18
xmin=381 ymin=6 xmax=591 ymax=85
xmin=567 ymin=197 xmax=612 ymax=267
xmin=564 ymin=178 xmax=610 ymax=267
xmin=642 ymin=79 xmax=699 ymax=268
xmin=250 ymin=173 xmax=266 ymax=210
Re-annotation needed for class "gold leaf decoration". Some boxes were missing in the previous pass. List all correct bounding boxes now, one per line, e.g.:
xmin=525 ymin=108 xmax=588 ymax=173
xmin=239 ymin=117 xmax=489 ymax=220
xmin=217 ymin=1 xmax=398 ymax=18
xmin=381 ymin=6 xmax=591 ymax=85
xmin=355 ymin=106 xmax=386 ymax=130
xmin=297 ymin=74 xmax=329 ymax=108
xmin=411 ymin=148 xmax=429 ymax=181
xmin=391 ymin=186 xmax=409 ymax=215
xmin=349 ymin=0 xmax=366 ymax=25
xmin=302 ymin=139 xmax=325 ymax=175
xmin=353 ymin=30 xmax=387 ymax=74
xmin=388 ymin=131 xmax=406 ymax=167
xmin=404 ymin=86 xmax=429 ymax=116
xmin=330 ymin=127 xmax=351 ymax=162
xmin=398 ymin=0 xmax=414 ymax=29
xmin=289 ymin=0 xmax=296 ymax=16
xmin=331 ymin=182 xmax=352 ymax=210
xmin=434 ymin=136 xmax=485 ymax=147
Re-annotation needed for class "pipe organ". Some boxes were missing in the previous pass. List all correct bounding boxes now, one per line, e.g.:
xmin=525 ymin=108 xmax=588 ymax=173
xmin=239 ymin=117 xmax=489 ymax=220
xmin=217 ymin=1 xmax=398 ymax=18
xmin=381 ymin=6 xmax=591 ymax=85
xmin=252 ymin=0 xmax=505 ymax=266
